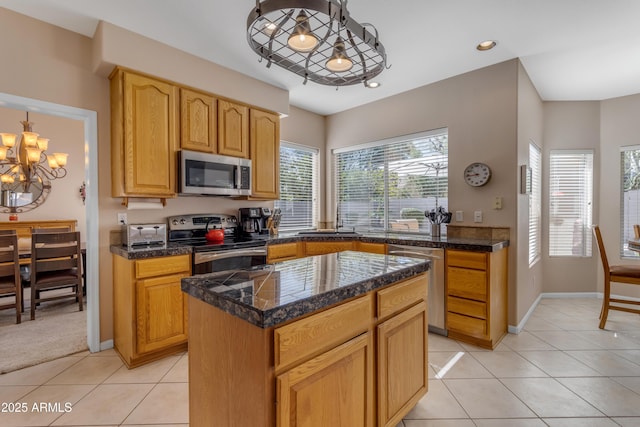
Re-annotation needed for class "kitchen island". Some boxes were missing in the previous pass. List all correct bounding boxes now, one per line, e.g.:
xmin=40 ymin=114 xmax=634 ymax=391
xmin=182 ymin=250 xmax=431 ymax=427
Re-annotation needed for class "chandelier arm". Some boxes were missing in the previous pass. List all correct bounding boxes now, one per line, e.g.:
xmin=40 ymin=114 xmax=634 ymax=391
xmin=345 ymin=28 xmax=368 ymax=75
xmin=266 ymin=8 xmax=295 ymax=67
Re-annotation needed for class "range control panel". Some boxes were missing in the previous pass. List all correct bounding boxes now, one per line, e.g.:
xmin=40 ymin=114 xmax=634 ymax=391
xmin=167 ymin=214 xmax=238 ymax=231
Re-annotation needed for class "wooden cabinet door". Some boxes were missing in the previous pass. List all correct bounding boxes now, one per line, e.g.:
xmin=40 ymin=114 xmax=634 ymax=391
xmin=250 ymin=109 xmax=280 ymax=199
xmin=180 ymin=88 xmax=216 ymax=153
xmin=123 ymin=72 xmax=178 ymax=196
xmin=377 ymin=302 xmax=428 ymax=427
xmin=277 ymin=333 xmax=374 ymax=427
xmin=218 ymin=100 xmax=249 ymax=158
xmin=305 ymin=241 xmax=354 ymax=255
xmin=136 ymin=273 xmax=189 ymax=354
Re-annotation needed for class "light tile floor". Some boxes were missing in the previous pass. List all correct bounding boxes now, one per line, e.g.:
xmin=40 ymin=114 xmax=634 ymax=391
xmin=0 ymin=297 xmax=639 ymax=426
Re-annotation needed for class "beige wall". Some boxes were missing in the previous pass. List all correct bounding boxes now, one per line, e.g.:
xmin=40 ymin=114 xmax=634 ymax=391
xmin=326 ymin=60 xmax=521 ymax=325
xmin=516 ymin=63 xmax=544 ymax=325
xmin=542 ymin=101 xmax=600 ymax=293
xmin=599 ymin=94 xmax=640 ymax=298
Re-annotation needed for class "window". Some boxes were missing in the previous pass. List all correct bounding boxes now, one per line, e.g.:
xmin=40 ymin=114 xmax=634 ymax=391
xmin=621 ymin=146 xmax=640 ymax=257
xmin=334 ymin=129 xmax=448 ymax=232
xmin=529 ymin=143 xmax=541 ymax=265
xmin=275 ymin=142 xmax=319 ymax=231
xmin=548 ymin=150 xmax=593 ymax=257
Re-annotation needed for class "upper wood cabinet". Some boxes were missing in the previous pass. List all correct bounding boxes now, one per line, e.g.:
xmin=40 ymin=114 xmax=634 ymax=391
xmin=250 ymin=109 xmax=280 ymax=199
xmin=218 ymin=100 xmax=249 ymax=158
xmin=110 ymin=69 xmax=179 ymax=198
xmin=180 ymin=88 xmax=216 ymax=153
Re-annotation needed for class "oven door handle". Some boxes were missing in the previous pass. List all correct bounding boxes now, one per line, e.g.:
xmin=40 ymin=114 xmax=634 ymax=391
xmin=194 ymin=247 xmax=268 ymax=264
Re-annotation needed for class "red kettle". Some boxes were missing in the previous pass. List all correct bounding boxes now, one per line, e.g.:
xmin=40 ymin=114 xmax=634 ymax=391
xmin=205 ymin=221 xmax=225 ymax=243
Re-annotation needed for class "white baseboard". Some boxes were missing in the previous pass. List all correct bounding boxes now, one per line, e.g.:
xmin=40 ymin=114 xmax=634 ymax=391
xmin=99 ymin=340 xmax=114 ymax=352
xmin=507 ymin=292 xmax=605 ymax=334
xmin=508 ymin=293 xmax=542 ymax=334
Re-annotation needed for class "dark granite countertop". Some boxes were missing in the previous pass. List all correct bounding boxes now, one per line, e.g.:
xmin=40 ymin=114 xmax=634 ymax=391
xmin=181 ymin=250 xmax=430 ymax=328
xmin=270 ymin=232 xmax=509 ymax=252
xmin=111 ymin=230 xmax=509 ymax=259
xmin=109 ymin=242 xmax=193 ymax=259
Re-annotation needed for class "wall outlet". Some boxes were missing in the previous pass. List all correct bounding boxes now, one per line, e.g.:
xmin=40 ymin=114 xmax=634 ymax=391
xmin=493 ymin=196 xmax=503 ymax=210
xmin=117 ymin=213 xmax=127 ymax=225
xmin=474 ymin=210 xmax=483 ymax=223
xmin=455 ymin=210 xmax=463 ymax=222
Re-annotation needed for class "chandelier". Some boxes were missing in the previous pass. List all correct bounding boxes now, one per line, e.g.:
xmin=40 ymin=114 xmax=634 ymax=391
xmin=0 ymin=112 xmax=69 ymax=209
xmin=247 ymin=0 xmax=388 ymax=87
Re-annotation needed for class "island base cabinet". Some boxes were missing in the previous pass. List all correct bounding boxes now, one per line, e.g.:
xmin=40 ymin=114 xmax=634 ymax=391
xmin=377 ymin=302 xmax=428 ymax=427
xmin=277 ymin=333 xmax=374 ymax=427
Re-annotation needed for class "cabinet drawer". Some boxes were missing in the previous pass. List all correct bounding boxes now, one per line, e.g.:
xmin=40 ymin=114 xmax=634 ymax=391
xmin=267 ymin=242 xmax=300 ymax=261
xmin=447 ymin=266 xmax=487 ymax=301
xmin=447 ymin=312 xmax=486 ymax=338
xmin=274 ymin=294 xmax=373 ymax=372
xmin=135 ymin=255 xmax=191 ymax=279
xmin=305 ymin=241 xmax=354 ymax=255
xmin=447 ymin=296 xmax=486 ymax=319
xmin=447 ymin=250 xmax=487 ymax=270
xmin=377 ymin=275 xmax=427 ymax=320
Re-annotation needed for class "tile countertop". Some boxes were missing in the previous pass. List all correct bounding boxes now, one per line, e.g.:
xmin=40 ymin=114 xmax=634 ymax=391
xmin=181 ymin=250 xmax=430 ymax=328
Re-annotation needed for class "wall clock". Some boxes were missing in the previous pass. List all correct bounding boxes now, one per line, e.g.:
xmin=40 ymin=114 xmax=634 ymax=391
xmin=464 ymin=162 xmax=491 ymax=187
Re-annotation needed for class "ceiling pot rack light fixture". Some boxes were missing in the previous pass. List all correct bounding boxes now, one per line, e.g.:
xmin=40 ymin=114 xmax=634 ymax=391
xmin=0 ymin=112 xmax=69 ymax=211
xmin=247 ymin=0 xmax=388 ymax=87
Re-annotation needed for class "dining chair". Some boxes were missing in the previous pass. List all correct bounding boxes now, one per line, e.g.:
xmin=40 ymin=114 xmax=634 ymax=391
xmin=29 ymin=231 xmax=83 ymax=320
xmin=33 ymin=226 xmax=72 ymax=233
xmin=634 ymin=224 xmax=640 ymax=239
xmin=0 ymin=232 xmax=22 ymax=324
xmin=592 ymin=225 xmax=640 ymax=329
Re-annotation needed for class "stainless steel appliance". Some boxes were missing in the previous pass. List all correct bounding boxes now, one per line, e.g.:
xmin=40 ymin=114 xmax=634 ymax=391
xmin=178 ymin=150 xmax=251 ymax=197
xmin=387 ymin=244 xmax=446 ymax=335
xmin=122 ymin=223 xmax=167 ymax=249
xmin=238 ymin=207 xmax=271 ymax=236
xmin=167 ymin=213 xmax=267 ymax=275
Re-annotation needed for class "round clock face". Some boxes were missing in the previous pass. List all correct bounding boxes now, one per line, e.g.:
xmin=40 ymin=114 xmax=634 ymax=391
xmin=464 ymin=162 xmax=491 ymax=187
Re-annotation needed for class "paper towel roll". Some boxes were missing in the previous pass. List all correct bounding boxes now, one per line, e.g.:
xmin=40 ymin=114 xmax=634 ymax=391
xmin=126 ymin=200 xmax=165 ymax=210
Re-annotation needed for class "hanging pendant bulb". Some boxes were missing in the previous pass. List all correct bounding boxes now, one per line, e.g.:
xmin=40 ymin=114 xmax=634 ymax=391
xmin=287 ymin=10 xmax=318 ymax=52
xmin=325 ymin=36 xmax=353 ymax=72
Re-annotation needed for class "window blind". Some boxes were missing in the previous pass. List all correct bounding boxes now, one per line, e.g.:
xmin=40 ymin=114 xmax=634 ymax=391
xmin=275 ymin=142 xmax=319 ymax=231
xmin=548 ymin=150 xmax=593 ymax=257
xmin=620 ymin=145 xmax=640 ymax=257
xmin=529 ymin=143 xmax=541 ymax=265
xmin=334 ymin=129 xmax=448 ymax=232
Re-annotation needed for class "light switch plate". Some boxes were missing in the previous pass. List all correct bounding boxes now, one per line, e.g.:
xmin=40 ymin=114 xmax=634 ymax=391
xmin=455 ymin=210 xmax=463 ymax=222
xmin=494 ymin=196 xmax=503 ymax=210
xmin=474 ymin=211 xmax=482 ymax=223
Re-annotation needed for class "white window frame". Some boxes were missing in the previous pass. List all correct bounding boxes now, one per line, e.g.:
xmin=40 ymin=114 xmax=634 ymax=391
xmin=529 ymin=142 xmax=542 ymax=266
xmin=548 ymin=149 xmax=593 ymax=258
xmin=620 ymin=145 xmax=640 ymax=257
xmin=333 ymin=128 xmax=448 ymax=233
xmin=275 ymin=141 xmax=320 ymax=232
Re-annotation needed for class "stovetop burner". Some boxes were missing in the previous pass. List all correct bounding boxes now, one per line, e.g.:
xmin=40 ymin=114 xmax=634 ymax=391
xmin=167 ymin=213 xmax=268 ymax=252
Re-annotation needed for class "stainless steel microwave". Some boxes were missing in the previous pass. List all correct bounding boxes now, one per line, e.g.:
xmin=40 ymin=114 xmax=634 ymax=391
xmin=178 ymin=150 xmax=251 ymax=196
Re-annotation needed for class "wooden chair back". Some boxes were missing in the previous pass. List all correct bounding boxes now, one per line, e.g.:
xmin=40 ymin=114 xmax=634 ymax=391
xmin=0 ymin=232 xmax=21 ymax=323
xmin=593 ymin=225 xmax=610 ymax=273
xmin=29 ymin=231 xmax=83 ymax=320
xmin=634 ymin=224 xmax=640 ymax=239
xmin=33 ymin=226 xmax=73 ymax=234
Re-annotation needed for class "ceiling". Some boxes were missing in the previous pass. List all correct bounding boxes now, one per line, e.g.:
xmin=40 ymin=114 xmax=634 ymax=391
xmin=2 ymin=0 xmax=640 ymax=116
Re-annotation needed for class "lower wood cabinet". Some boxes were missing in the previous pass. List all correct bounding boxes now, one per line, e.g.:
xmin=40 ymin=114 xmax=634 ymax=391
xmin=267 ymin=242 xmax=304 ymax=263
xmin=445 ymin=248 xmax=508 ymax=349
xmin=113 ymin=254 xmax=190 ymax=368
xmin=277 ymin=333 xmax=374 ymax=427
xmin=305 ymin=240 xmax=354 ymax=255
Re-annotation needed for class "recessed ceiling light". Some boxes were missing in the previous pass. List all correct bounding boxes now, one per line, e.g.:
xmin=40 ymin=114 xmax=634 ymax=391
xmin=476 ymin=40 xmax=497 ymax=51
xmin=365 ymin=81 xmax=381 ymax=88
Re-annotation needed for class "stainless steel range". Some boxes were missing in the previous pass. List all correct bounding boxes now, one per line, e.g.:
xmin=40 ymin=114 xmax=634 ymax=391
xmin=167 ymin=213 xmax=268 ymax=274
